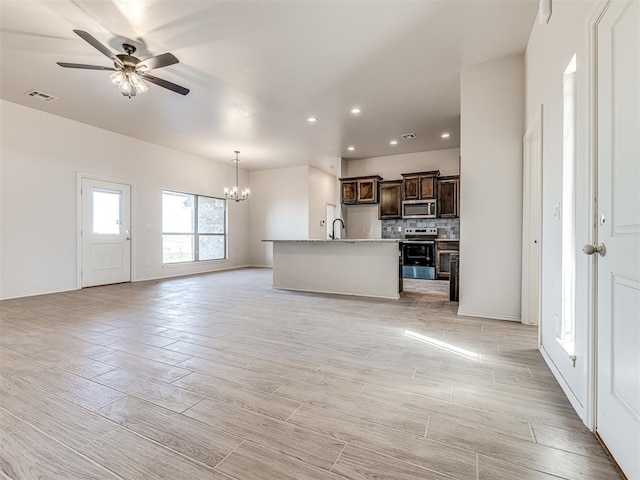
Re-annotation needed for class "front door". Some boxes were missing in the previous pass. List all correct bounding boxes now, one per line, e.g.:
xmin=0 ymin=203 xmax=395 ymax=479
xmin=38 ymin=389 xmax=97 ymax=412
xmin=81 ymin=177 xmax=132 ymax=287
xmin=594 ymin=0 xmax=640 ymax=477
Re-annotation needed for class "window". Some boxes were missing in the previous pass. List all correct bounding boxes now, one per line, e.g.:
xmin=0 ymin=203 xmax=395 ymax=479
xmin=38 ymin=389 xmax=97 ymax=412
xmin=162 ymin=190 xmax=226 ymax=264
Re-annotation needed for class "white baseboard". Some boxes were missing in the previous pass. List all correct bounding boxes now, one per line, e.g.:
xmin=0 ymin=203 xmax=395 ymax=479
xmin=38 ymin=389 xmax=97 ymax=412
xmin=1 ymin=265 xmax=263 ymax=300
xmin=539 ymin=344 xmax=587 ymax=426
xmin=0 ymin=286 xmax=79 ymax=301
xmin=456 ymin=310 xmax=521 ymax=322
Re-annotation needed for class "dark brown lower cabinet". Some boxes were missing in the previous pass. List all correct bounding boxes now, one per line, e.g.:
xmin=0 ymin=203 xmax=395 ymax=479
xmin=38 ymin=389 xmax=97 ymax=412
xmin=449 ymin=254 xmax=459 ymax=301
xmin=436 ymin=241 xmax=459 ymax=280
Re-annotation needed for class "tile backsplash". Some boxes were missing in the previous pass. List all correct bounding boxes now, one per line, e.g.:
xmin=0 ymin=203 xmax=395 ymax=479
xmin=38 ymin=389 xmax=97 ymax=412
xmin=381 ymin=218 xmax=460 ymax=239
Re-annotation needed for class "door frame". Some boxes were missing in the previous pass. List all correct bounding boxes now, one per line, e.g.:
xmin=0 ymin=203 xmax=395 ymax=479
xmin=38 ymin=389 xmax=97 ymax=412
xmin=76 ymin=172 xmax=136 ymax=289
xmin=326 ymin=203 xmax=337 ymax=239
xmin=521 ymin=106 xmax=543 ymax=327
xmin=586 ymin=0 xmax=610 ymax=432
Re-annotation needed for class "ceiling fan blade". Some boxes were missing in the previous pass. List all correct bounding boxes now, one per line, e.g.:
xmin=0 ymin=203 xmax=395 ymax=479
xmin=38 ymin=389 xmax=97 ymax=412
xmin=143 ymin=74 xmax=190 ymax=95
xmin=73 ymin=29 xmax=124 ymax=68
xmin=57 ymin=62 xmax=116 ymax=71
xmin=136 ymin=53 xmax=179 ymax=72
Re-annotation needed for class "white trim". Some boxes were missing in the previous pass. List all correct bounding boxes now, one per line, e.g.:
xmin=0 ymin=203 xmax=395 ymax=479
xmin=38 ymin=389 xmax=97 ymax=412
xmin=456 ymin=310 xmax=521 ymax=322
xmin=583 ymin=0 xmax=608 ymax=432
xmin=521 ymin=105 xmax=543 ymax=327
xmin=540 ymin=344 xmax=587 ymax=423
xmin=152 ymin=263 xmax=252 ymax=280
xmin=162 ymin=258 xmax=230 ymax=269
xmin=1 ymin=286 xmax=79 ymax=301
xmin=274 ymin=286 xmax=400 ymax=301
xmin=76 ymin=172 xmax=136 ymax=289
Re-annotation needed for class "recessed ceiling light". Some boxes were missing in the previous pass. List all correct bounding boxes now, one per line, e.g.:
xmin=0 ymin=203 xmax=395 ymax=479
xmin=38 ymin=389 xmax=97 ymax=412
xmin=350 ymin=107 xmax=361 ymax=115
xmin=347 ymin=146 xmax=355 ymax=151
xmin=441 ymin=132 xmax=451 ymax=138
xmin=307 ymin=116 xmax=317 ymax=123
xmin=389 ymin=140 xmax=398 ymax=146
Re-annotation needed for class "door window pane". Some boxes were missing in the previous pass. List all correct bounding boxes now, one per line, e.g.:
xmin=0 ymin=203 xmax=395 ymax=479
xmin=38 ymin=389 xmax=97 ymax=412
xmin=163 ymin=235 xmax=194 ymax=263
xmin=199 ymin=235 xmax=225 ymax=260
xmin=93 ymin=189 xmax=121 ymax=234
xmin=163 ymin=192 xmax=195 ymax=233
xmin=198 ymin=196 xmax=225 ymax=234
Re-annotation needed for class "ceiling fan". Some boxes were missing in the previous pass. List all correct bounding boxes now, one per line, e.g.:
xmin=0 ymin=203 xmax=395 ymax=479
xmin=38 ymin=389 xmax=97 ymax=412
xmin=57 ymin=30 xmax=189 ymax=97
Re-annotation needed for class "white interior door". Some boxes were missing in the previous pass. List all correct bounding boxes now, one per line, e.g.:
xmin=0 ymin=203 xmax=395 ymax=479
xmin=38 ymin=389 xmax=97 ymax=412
xmin=81 ymin=178 xmax=131 ymax=287
xmin=326 ymin=203 xmax=336 ymax=239
xmin=594 ymin=0 xmax=640 ymax=477
xmin=522 ymin=109 xmax=542 ymax=326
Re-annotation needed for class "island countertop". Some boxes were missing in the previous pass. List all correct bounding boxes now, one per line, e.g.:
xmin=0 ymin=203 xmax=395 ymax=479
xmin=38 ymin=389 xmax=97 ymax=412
xmin=264 ymin=239 xmax=403 ymax=299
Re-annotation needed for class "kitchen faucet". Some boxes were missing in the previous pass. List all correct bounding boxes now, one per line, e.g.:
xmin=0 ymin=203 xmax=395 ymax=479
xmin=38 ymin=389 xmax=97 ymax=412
xmin=330 ymin=218 xmax=345 ymax=239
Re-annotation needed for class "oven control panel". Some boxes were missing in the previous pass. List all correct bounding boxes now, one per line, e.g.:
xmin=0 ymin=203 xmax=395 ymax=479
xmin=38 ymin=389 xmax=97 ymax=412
xmin=404 ymin=227 xmax=437 ymax=236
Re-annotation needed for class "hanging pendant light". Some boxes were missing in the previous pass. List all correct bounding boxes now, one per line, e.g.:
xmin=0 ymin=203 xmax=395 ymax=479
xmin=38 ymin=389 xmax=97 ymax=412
xmin=224 ymin=150 xmax=250 ymax=202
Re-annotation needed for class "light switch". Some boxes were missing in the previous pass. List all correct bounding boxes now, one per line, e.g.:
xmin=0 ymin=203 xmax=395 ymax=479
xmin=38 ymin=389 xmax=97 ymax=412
xmin=145 ymin=224 xmax=152 ymax=231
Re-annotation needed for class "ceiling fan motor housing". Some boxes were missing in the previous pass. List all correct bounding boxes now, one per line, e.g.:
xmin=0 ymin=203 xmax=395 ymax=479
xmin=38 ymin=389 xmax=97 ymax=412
xmin=115 ymin=55 xmax=140 ymax=69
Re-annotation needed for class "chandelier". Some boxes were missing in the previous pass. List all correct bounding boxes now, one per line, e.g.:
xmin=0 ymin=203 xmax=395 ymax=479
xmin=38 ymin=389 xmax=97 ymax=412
xmin=224 ymin=151 xmax=250 ymax=202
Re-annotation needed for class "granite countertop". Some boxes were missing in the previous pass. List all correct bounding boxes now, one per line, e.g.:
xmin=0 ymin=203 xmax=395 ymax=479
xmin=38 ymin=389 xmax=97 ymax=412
xmin=262 ymin=239 xmax=402 ymax=243
xmin=435 ymin=239 xmax=459 ymax=242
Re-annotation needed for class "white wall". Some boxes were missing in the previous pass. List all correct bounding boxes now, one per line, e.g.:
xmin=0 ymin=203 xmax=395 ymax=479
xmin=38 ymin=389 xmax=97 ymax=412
xmin=248 ymin=166 xmax=310 ymax=266
xmin=308 ymin=166 xmax=338 ymax=240
xmin=346 ymin=149 xmax=460 ymax=178
xmin=525 ymin=0 xmax=600 ymax=423
xmin=343 ymin=149 xmax=460 ymax=239
xmin=0 ymin=100 xmax=250 ymax=299
xmin=459 ymin=56 xmax=524 ymax=321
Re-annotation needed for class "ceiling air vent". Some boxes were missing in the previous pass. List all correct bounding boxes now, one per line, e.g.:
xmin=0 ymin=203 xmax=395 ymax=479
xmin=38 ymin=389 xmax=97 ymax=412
xmin=401 ymin=133 xmax=416 ymax=139
xmin=25 ymin=90 xmax=58 ymax=102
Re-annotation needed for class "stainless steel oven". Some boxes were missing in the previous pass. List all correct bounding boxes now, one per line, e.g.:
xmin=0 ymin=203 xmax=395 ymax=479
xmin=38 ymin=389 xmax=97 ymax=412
xmin=403 ymin=241 xmax=435 ymax=267
xmin=402 ymin=227 xmax=437 ymax=279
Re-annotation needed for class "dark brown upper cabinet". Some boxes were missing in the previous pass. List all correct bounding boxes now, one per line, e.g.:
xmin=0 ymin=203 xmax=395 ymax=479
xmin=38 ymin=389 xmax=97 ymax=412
xmin=401 ymin=171 xmax=439 ymax=200
xmin=378 ymin=180 xmax=403 ymax=219
xmin=437 ymin=175 xmax=460 ymax=218
xmin=341 ymin=179 xmax=358 ymax=204
xmin=340 ymin=175 xmax=383 ymax=205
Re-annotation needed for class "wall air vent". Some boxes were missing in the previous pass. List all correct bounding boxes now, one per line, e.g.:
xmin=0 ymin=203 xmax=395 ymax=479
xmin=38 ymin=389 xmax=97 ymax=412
xmin=401 ymin=133 xmax=416 ymax=139
xmin=25 ymin=90 xmax=58 ymax=102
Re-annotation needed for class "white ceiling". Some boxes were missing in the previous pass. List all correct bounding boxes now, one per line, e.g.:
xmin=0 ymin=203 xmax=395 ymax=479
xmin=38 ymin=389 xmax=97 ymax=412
xmin=0 ymin=0 xmax=537 ymax=173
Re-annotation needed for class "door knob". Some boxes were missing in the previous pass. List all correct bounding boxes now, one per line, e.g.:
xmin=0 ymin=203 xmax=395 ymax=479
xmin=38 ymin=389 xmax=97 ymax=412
xmin=583 ymin=243 xmax=606 ymax=257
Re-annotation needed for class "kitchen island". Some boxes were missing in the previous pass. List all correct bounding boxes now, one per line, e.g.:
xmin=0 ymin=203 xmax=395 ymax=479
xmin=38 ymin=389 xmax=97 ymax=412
xmin=263 ymin=239 xmax=403 ymax=300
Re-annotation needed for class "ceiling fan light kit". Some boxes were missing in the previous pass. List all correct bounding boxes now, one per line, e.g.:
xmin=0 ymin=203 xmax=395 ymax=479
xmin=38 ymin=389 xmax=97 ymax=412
xmin=111 ymin=69 xmax=148 ymax=96
xmin=58 ymin=30 xmax=189 ymax=98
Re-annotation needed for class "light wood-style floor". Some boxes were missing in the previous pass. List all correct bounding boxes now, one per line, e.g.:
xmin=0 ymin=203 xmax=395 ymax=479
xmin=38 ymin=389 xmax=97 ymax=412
xmin=0 ymin=268 xmax=621 ymax=480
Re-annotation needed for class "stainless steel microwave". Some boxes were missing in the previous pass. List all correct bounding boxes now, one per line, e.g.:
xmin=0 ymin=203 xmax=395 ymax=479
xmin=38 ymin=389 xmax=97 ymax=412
xmin=402 ymin=199 xmax=437 ymax=218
